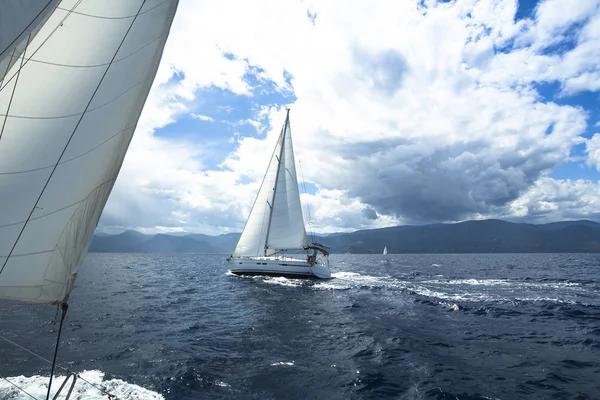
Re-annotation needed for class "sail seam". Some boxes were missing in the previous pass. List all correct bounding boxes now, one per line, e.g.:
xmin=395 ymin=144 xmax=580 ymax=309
xmin=10 ymin=33 xmax=166 ymax=69
xmin=0 ymin=124 xmax=135 ymax=176
xmin=0 ymin=76 xmax=152 ymax=120
xmin=0 ymin=178 xmax=113 ymax=229
xmin=0 ymin=0 xmax=149 ymax=278
xmin=57 ymin=0 xmax=168 ymax=20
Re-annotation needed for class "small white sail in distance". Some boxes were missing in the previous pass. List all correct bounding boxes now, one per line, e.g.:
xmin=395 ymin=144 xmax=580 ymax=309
xmin=232 ymin=109 xmax=308 ymax=257
xmin=383 ymin=246 xmax=388 ymax=255
xmin=0 ymin=0 xmax=180 ymax=305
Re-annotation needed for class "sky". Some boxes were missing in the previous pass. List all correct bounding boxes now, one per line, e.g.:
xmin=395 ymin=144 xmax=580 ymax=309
xmin=99 ymin=0 xmax=600 ymax=235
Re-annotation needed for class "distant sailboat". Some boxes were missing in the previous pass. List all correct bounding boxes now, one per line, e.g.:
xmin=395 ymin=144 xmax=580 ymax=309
xmin=0 ymin=0 xmax=179 ymax=397
xmin=383 ymin=246 xmax=388 ymax=255
xmin=227 ymin=110 xmax=332 ymax=279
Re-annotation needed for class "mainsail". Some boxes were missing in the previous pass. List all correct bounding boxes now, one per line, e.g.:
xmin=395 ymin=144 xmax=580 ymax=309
xmin=0 ymin=0 xmax=179 ymax=304
xmin=233 ymin=110 xmax=308 ymax=257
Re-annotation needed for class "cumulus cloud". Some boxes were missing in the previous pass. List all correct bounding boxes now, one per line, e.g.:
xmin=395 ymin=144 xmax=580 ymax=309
xmin=100 ymin=0 xmax=600 ymax=234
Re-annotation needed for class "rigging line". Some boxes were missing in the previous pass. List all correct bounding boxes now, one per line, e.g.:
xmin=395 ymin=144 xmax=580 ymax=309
xmin=0 ymin=0 xmax=57 ymax=59
xmin=0 ymin=0 xmax=83 ymax=94
xmin=0 ymin=0 xmax=148 ymax=278
xmin=45 ymin=303 xmax=67 ymax=400
xmin=0 ymin=374 xmax=38 ymax=400
xmin=0 ymin=30 xmax=30 ymax=142
xmin=0 ymin=334 xmax=120 ymax=400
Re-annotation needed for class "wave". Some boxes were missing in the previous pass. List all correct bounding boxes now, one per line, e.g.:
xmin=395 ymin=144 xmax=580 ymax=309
xmin=0 ymin=370 xmax=163 ymax=400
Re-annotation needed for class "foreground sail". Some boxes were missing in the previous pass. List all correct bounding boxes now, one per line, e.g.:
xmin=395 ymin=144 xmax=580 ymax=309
xmin=0 ymin=0 xmax=179 ymax=305
xmin=227 ymin=110 xmax=332 ymax=279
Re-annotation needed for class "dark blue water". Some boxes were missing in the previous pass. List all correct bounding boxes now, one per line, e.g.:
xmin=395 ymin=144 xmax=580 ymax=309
xmin=1 ymin=253 xmax=599 ymax=399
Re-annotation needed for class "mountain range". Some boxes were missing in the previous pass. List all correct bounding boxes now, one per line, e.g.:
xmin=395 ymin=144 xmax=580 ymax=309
xmin=89 ymin=219 xmax=600 ymax=254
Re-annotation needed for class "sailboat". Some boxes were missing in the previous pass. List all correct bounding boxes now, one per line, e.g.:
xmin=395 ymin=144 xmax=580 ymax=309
xmin=227 ymin=110 xmax=332 ymax=279
xmin=383 ymin=246 xmax=388 ymax=255
xmin=0 ymin=0 xmax=179 ymax=398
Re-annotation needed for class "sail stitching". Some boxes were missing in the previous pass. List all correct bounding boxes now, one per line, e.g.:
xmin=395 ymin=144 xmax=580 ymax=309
xmin=57 ymin=0 xmax=168 ymax=20
xmin=0 ymin=178 xmax=113 ymax=229
xmin=0 ymin=76 xmax=152 ymax=119
xmin=0 ymin=0 xmax=149 ymax=278
xmin=10 ymin=33 xmax=166 ymax=69
xmin=0 ymin=124 xmax=136 ymax=176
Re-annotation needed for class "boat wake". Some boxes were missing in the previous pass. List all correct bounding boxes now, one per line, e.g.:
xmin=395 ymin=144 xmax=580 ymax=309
xmin=0 ymin=370 xmax=163 ymax=400
xmin=231 ymin=269 xmax=594 ymax=306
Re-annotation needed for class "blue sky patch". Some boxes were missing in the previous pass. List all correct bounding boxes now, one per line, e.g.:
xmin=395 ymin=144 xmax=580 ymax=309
xmin=514 ymin=0 xmax=541 ymax=21
xmin=153 ymin=59 xmax=297 ymax=172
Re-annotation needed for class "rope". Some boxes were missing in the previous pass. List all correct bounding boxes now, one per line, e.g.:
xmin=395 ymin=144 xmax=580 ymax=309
xmin=46 ymin=302 xmax=67 ymax=400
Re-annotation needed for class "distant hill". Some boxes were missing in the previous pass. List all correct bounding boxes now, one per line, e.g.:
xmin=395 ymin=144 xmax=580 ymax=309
xmin=89 ymin=219 xmax=600 ymax=254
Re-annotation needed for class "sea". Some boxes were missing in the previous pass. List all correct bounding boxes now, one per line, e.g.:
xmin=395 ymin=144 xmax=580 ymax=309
xmin=0 ymin=253 xmax=599 ymax=400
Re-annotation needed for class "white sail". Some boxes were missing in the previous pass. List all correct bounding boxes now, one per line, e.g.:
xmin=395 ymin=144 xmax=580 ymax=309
xmin=383 ymin=246 xmax=388 ymax=255
xmin=232 ymin=111 xmax=308 ymax=257
xmin=232 ymin=130 xmax=283 ymax=257
xmin=265 ymin=114 xmax=308 ymax=254
xmin=0 ymin=0 xmax=179 ymax=304
xmin=0 ymin=0 xmax=60 ymax=83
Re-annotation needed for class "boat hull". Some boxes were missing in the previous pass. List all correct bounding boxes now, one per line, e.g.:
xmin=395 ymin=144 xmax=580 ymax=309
xmin=228 ymin=258 xmax=331 ymax=279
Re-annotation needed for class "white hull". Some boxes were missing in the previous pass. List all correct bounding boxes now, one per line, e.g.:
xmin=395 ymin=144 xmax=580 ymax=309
xmin=228 ymin=257 xmax=331 ymax=279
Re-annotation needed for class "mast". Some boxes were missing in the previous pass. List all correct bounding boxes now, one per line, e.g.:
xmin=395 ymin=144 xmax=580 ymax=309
xmin=264 ymin=108 xmax=290 ymax=256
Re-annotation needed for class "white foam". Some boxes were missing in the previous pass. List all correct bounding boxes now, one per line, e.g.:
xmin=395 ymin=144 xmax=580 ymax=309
xmin=262 ymin=277 xmax=303 ymax=287
xmin=314 ymin=272 xmax=401 ymax=291
xmin=423 ymin=278 xmax=581 ymax=289
xmin=0 ymin=370 xmax=163 ymax=400
xmin=270 ymin=361 xmax=295 ymax=366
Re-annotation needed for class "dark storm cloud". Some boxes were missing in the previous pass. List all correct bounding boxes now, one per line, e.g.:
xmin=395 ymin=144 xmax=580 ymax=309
xmin=331 ymin=137 xmax=564 ymax=224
